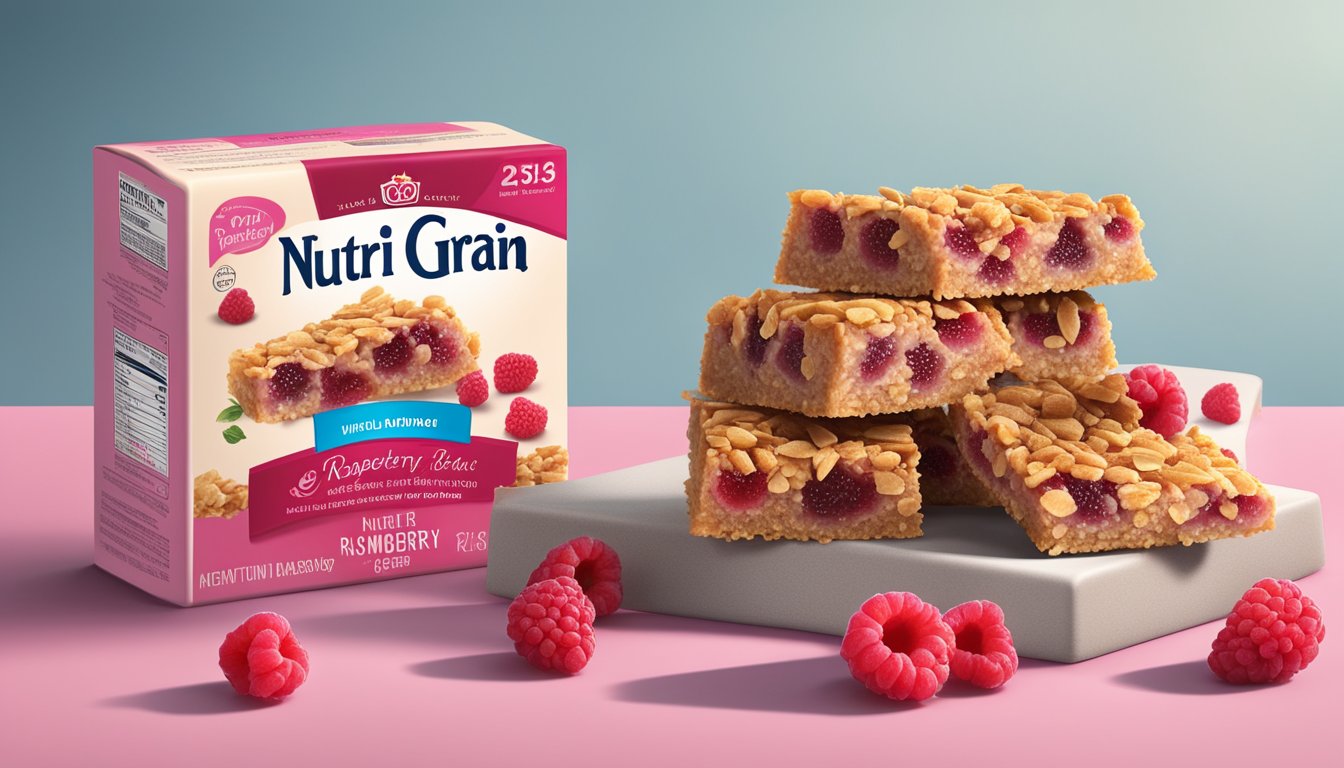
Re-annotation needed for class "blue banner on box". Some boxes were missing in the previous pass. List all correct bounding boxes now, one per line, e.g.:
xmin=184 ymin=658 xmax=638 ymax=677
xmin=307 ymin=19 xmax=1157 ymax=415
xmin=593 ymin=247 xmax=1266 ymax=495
xmin=313 ymin=401 xmax=472 ymax=452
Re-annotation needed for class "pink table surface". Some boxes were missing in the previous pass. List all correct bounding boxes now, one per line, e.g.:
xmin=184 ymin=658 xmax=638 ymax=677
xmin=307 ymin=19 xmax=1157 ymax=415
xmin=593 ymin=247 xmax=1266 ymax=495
xmin=1 ymin=406 xmax=1338 ymax=766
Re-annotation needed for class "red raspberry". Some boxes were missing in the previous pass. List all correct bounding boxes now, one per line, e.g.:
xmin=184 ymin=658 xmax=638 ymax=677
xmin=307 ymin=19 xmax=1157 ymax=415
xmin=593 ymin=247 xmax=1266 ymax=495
xmin=493 ymin=353 xmax=538 ymax=393
xmin=527 ymin=536 xmax=623 ymax=617
xmin=506 ymin=576 xmax=596 ymax=674
xmin=218 ymin=612 xmax=309 ymax=699
xmin=1221 ymin=448 xmax=1239 ymax=463
xmin=840 ymin=592 xmax=954 ymax=702
xmin=942 ymin=600 xmax=1018 ymax=689
xmin=1208 ymin=578 xmax=1325 ymax=684
xmin=1123 ymin=365 xmax=1189 ymax=438
xmin=1201 ymin=382 xmax=1241 ymax=424
xmin=505 ymin=397 xmax=548 ymax=439
xmin=217 ymin=288 xmax=255 ymax=325
xmin=455 ymin=370 xmax=489 ymax=407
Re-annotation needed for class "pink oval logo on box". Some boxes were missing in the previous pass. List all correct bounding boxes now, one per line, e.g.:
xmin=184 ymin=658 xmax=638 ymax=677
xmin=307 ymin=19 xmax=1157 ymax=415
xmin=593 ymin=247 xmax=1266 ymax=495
xmin=209 ymin=196 xmax=286 ymax=266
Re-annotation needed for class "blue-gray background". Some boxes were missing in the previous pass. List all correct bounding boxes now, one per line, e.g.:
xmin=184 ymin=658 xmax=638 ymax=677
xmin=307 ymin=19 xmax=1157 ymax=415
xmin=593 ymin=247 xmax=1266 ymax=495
xmin=2 ymin=1 xmax=1340 ymax=405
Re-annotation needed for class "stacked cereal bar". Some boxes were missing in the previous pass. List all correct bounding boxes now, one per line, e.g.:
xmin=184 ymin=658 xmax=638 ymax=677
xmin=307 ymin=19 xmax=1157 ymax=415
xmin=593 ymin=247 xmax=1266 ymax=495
xmin=687 ymin=182 xmax=1274 ymax=553
xmin=687 ymin=400 xmax=922 ymax=543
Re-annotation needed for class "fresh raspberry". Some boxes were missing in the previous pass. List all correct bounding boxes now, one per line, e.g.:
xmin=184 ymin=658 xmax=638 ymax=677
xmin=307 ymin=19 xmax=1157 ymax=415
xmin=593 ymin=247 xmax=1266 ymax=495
xmin=942 ymin=600 xmax=1018 ymax=689
xmin=775 ymin=325 xmax=806 ymax=381
xmin=1124 ymin=365 xmax=1189 ymax=438
xmin=840 ymin=592 xmax=954 ymax=701
xmin=507 ymin=576 xmax=596 ymax=674
xmin=934 ymin=313 xmax=984 ymax=349
xmin=493 ymin=353 xmax=538 ymax=393
xmin=268 ymin=362 xmax=312 ymax=403
xmin=1208 ymin=578 xmax=1325 ymax=685
xmin=859 ymin=217 xmax=901 ymax=268
xmin=1201 ymin=382 xmax=1241 ymax=424
xmin=859 ymin=335 xmax=897 ymax=381
xmin=217 ymin=288 xmax=255 ymax=325
xmin=801 ymin=467 xmax=877 ymax=519
xmin=809 ymin=208 xmax=844 ymax=253
xmin=505 ymin=397 xmax=548 ymax=439
xmin=455 ymin=370 xmax=489 ymax=407
xmin=905 ymin=343 xmax=944 ymax=390
xmin=713 ymin=469 xmax=768 ymax=512
xmin=218 ymin=612 xmax=309 ymax=699
xmin=527 ymin=537 xmax=623 ymax=617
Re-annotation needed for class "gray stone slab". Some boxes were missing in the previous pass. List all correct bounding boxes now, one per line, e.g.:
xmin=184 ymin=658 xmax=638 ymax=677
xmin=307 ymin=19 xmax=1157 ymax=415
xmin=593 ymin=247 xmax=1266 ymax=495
xmin=486 ymin=366 xmax=1324 ymax=662
xmin=485 ymin=458 xmax=1323 ymax=662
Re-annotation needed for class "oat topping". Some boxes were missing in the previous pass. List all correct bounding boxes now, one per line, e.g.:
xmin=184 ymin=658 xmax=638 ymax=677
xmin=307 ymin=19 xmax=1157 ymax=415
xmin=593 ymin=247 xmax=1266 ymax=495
xmin=193 ymin=470 xmax=248 ymax=519
xmin=709 ymin=289 xmax=997 ymax=340
xmin=693 ymin=398 xmax=919 ymax=510
xmin=796 ymin=184 xmax=1143 ymax=243
xmin=960 ymin=374 xmax=1264 ymax=521
xmin=229 ymin=286 xmax=480 ymax=380
xmin=515 ymin=445 xmax=569 ymax=487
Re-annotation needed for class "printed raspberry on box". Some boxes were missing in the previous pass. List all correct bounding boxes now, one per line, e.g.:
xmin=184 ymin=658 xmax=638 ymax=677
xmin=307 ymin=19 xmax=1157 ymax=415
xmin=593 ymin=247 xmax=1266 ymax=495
xmin=93 ymin=122 xmax=568 ymax=605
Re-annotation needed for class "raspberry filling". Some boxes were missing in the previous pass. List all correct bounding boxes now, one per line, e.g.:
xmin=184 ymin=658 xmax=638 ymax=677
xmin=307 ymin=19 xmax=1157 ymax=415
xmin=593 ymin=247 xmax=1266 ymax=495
xmin=934 ymin=313 xmax=984 ymax=349
xmin=944 ymin=225 xmax=980 ymax=259
xmin=1234 ymin=493 xmax=1269 ymax=522
xmin=809 ymin=209 xmax=844 ymax=254
xmin=977 ymin=255 xmax=1015 ymax=284
xmin=999 ymin=225 xmax=1029 ymax=255
xmin=1044 ymin=218 xmax=1092 ymax=270
xmin=1021 ymin=310 xmax=1095 ymax=346
xmin=776 ymin=325 xmax=807 ymax=382
xmin=743 ymin=314 xmax=768 ymax=367
xmin=859 ymin=218 xmax=901 ymax=269
xmin=1104 ymin=216 xmax=1134 ymax=243
xmin=918 ymin=442 xmax=956 ymax=480
xmin=860 ymin=335 xmax=898 ymax=381
xmin=905 ymin=343 xmax=944 ymax=391
xmin=713 ymin=469 xmax=768 ymax=512
xmin=373 ymin=331 xmax=413 ymax=373
xmin=268 ymin=362 xmax=312 ymax=403
xmin=320 ymin=367 xmax=372 ymax=409
xmin=801 ymin=467 xmax=877 ymax=520
xmin=409 ymin=320 xmax=458 ymax=365
xmin=1043 ymin=476 xmax=1119 ymax=521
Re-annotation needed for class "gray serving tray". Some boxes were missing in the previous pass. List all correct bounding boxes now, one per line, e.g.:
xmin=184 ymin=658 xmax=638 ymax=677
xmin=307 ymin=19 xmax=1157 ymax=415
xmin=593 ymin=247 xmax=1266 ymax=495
xmin=485 ymin=367 xmax=1325 ymax=662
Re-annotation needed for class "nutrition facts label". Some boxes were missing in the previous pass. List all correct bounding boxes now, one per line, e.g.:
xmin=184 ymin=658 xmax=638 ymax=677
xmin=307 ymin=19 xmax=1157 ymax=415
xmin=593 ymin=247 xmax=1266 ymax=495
xmin=118 ymin=172 xmax=168 ymax=271
xmin=113 ymin=329 xmax=169 ymax=477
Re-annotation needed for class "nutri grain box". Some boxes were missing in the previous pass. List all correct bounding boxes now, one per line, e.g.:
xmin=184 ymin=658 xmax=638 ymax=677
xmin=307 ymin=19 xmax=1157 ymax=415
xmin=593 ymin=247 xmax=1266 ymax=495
xmin=93 ymin=122 xmax=567 ymax=605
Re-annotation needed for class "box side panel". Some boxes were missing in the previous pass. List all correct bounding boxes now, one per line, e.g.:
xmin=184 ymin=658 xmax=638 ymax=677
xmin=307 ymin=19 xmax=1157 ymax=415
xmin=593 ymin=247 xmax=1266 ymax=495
xmin=92 ymin=149 xmax=191 ymax=605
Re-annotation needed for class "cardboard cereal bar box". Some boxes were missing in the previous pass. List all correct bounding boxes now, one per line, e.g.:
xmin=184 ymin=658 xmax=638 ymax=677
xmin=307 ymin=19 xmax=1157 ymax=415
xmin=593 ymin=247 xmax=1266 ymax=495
xmin=93 ymin=122 xmax=566 ymax=605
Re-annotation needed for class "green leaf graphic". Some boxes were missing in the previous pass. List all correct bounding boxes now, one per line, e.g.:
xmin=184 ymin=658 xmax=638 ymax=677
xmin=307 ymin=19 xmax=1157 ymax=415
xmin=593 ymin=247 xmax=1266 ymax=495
xmin=216 ymin=398 xmax=244 ymax=423
xmin=222 ymin=425 xmax=247 ymax=444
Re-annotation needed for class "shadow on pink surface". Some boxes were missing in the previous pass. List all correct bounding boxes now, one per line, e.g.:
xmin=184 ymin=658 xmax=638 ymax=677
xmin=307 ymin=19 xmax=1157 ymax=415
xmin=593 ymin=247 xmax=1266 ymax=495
xmin=1110 ymin=660 xmax=1265 ymax=696
xmin=301 ymin=602 xmax=508 ymax=649
xmin=102 ymin=682 xmax=282 ymax=716
xmin=409 ymin=651 xmax=562 ymax=682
